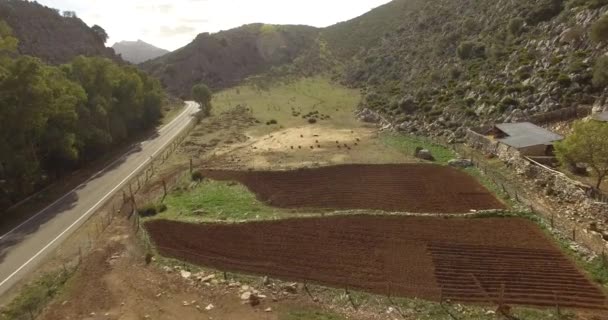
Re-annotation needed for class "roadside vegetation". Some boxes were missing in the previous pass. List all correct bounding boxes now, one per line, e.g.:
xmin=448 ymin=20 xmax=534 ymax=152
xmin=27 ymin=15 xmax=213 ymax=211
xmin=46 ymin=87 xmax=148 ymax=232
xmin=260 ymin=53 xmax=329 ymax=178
xmin=0 ymin=20 xmax=167 ymax=211
xmin=0 ymin=268 xmax=72 ymax=320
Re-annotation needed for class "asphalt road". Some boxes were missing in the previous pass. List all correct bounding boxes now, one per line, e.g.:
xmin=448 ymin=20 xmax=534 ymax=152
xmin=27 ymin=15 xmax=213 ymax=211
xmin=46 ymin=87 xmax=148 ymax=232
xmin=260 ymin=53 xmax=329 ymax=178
xmin=0 ymin=101 xmax=199 ymax=297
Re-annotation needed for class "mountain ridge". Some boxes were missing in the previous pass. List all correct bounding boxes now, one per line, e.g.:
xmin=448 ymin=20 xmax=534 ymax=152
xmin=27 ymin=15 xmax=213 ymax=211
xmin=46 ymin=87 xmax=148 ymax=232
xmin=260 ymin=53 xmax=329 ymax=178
xmin=112 ymin=39 xmax=169 ymax=64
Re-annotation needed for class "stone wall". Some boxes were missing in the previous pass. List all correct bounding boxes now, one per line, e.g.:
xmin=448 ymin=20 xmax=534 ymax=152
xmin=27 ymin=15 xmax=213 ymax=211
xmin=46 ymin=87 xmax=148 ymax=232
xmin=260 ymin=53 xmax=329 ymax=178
xmin=464 ymin=130 xmax=608 ymax=256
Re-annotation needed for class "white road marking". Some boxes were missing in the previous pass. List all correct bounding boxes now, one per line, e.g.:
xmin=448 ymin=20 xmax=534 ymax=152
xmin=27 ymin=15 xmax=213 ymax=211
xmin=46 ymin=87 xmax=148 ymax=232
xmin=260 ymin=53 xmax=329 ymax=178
xmin=0 ymin=102 xmax=196 ymax=289
xmin=0 ymin=103 xmax=193 ymax=241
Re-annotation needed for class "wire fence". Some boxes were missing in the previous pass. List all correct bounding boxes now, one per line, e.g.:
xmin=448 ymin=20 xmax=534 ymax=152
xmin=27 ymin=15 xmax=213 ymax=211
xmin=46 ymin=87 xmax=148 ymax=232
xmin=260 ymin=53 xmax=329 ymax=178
xmin=452 ymin=143 xmax=608 ymax=257
xmin=8 ymin=120 xmax=196 ymax=320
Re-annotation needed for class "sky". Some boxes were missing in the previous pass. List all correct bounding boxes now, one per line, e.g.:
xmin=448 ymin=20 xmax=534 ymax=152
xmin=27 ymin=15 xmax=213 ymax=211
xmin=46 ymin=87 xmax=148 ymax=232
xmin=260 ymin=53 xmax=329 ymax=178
xmin=36 ymin=0 xmax=392 ymax=51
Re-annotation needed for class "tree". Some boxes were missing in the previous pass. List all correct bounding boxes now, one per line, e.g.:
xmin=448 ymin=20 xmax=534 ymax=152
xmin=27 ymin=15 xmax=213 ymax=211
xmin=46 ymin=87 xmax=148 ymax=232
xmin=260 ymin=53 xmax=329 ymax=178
xmin=91 ymin=25 xmax=109 ymax=44
xmin=191 ymin=83 xmax=212 ymax=116
xmin=555 ymin=120 xmax=608 ymax=189
xmin=457 ymin=41 xmax=486 ymax=60
xmin=590 ymin=14 xmax=608 ymax=43
xmin=593 ymin=55 xmax=608 ymax=88
xmin=0 ymin=20 xmax=18 ymax=53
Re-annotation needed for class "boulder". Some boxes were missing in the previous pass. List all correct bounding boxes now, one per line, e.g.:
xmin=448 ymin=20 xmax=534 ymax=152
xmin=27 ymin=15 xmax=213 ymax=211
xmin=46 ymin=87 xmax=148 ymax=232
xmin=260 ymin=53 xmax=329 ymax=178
xmin=448 ymin=159 xmax=473 ymax=168
xmin=415 ymin=148 xmax=434 ymax=161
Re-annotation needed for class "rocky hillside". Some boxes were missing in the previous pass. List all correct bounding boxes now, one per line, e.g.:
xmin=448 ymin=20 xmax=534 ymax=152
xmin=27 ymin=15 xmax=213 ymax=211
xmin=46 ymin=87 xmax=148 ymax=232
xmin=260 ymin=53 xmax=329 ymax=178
xmin=0 ymin=0 xmax=120 ymax=64
xmin=113 ymin=40 xmax=169 ymax=64
xmin=337 ymin=0 xmax=608 ymax=140
xmin=140 ymin=24 xmax=319 ymax=97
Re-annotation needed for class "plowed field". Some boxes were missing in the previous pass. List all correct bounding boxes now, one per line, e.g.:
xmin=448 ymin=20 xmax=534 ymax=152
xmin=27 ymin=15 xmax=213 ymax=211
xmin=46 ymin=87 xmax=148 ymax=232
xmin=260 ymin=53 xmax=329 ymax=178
xmin=200 ymin=164 xmax=505 ymax=213
xmin=145 ymin=216 xmax=607 ymax=309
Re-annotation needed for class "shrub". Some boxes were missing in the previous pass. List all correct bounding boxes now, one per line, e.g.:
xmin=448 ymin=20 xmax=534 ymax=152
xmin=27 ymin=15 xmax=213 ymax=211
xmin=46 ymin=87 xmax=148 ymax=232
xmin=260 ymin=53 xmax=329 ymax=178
xmin=191 ymin=170 xmax=204 ymax=181
xmin=508 ymin=18 xmax=525 ymax=36
xmin=266 ymin=119 xmax=278 ymax=125
xmin=569 ymin=0 xmax=608 ymax=9
xmin=138 ymin=203 xmax=158 ymax=217
xmin=457 ymin=41 xmax=486 ymax=60
xmin=308 ymin=118 xmax=317 ymax=124
xmin=590 ymin=15 xmax=608 ymax=43
xmin=526 ymin=0 xmax=563 ymax=25
xmin=592 ymin=55 xmax=608 ymax=88
xmin=557 ymin=74 xmax=572 ymax=87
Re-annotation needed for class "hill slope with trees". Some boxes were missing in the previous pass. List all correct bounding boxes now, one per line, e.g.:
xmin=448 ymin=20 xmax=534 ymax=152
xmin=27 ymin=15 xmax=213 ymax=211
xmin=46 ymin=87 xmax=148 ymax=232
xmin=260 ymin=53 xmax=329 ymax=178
xmin=140 ymin=23 xmax=319 ymax=96
xmin=0 ymin=20 xmax=165 ymax=211
xmin=0 ymin=0 xmax=120 ymax=64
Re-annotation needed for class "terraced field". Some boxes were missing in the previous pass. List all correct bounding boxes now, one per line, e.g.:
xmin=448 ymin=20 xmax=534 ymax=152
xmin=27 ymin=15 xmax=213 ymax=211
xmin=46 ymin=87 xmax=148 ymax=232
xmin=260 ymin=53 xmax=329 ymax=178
xmin=200 ymin=164 xmax=505 ymax=213
xmin=145 ymin=215 xmax=607 ymax=309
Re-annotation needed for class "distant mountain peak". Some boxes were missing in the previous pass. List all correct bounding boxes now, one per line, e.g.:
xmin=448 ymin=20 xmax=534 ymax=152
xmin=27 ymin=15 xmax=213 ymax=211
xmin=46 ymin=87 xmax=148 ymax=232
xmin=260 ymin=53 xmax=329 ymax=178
xmin=112 ymin=40 xmax=169 ymax=64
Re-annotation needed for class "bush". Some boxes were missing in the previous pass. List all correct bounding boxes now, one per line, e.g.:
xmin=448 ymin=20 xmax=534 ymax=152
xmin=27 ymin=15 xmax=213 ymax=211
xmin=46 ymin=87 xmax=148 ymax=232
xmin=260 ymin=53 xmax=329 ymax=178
xmin=569 ymin=0 xmax=608 ymax=9
xmin=508 ymin=18 xmax=525 ymax=36
xmin=138 ymin=203 xmax=158 ymax=217
xmin=266 ymin=119 xmax=278 ymax=125
xmin=590 ymin=15 xmax=608 ymax=43
xmin=308 ymin=118 xmax=317 ymax=124
xmin=557 ymin=74 xmax=572 ymax=87
xmin=457 ymin=41 xmax=486 ymax=60
xmin=191 ymin=170 xmax=204 ymax=181
xmin=593 ymin=56 xmax=608 ymax=88
xmin=526 ymin=0 xmax=563 ymax=25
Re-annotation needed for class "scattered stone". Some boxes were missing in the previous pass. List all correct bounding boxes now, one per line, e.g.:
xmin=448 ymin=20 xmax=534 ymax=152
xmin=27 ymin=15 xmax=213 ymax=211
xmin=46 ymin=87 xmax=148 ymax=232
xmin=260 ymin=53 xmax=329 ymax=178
xmin=448 ymin=158 xmax=473 ymax=168
xmin=205 ymin=304 xmax=215 ymax=311
xmin=282 ymin=283 xmax=298 ymax=294
xmin=240 ymin=292 xmax=252 ymax=300
xmin=249 ymin=293 xmax=261 ymax=306
xmin=415 ymin=148 xmax=434 ymax=161
xmin=180 ymin=270 xmax=192 ymax=279
xmin=265 ymin=307 xmax=272 ymax=312
xmin=162 ymin=266 xmax=172 ymax=273
xmin=262 ymin=276 xmax=270 ymax=286
xmin=200 ymin=274 xmax=216 ymax=282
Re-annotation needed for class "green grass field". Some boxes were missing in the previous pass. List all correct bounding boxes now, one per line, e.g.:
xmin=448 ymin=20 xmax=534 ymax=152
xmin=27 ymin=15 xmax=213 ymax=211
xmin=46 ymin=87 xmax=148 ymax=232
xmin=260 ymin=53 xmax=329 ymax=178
xmin=148 ymin=179 xmax=288 ymax=223
xmin=213 ymin=77 xmax=361 ymax=135
xmin=380 ymin=133 xmax=456 ymax=164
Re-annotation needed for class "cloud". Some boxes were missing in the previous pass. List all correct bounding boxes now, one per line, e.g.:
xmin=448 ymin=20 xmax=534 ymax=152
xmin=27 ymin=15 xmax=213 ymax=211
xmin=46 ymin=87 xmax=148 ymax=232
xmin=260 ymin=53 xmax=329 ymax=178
xmin=38 ymin=0 xmax=393 ymax=50
xmin=159 ymin=25 xmax=197 ymax=37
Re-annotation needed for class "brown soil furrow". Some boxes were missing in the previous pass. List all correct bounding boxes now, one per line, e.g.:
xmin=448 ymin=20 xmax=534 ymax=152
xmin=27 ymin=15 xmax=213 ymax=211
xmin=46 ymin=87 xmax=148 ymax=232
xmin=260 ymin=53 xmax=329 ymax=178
xmin=201 ymin=164 xmax=505 ymax=213
xmin=146 ymin=215 xmax=607 ymax=309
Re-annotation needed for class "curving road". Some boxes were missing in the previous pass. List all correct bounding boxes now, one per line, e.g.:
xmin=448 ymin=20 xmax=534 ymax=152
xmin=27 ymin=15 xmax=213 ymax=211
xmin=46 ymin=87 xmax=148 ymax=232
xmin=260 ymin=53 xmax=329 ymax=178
xmin=0 ymin=101 xmax=199 ymax=298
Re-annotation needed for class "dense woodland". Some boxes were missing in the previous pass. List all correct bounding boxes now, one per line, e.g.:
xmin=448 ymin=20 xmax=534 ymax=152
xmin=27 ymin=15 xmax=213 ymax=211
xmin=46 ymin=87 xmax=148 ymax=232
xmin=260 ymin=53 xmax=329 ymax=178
xmin=0 ymin=21 xmax=165 ymax=209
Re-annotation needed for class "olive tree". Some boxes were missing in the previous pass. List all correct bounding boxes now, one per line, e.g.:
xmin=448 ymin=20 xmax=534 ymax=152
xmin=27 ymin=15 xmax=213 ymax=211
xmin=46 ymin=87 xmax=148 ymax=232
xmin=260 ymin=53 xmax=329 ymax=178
xmin=191 ymin=83 xmax=212 ymax=117
xmin=555 ymin=120 xmax=608 ymax=189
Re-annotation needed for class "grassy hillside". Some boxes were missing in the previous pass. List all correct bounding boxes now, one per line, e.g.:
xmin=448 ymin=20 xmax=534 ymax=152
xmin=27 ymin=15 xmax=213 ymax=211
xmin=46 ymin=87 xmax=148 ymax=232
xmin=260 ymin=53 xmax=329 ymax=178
xmin=0 ymin=0 xmax=120 ymax=64
xmin=140 ymin=24 xmax=319 ymax=97
xmin=145 ymin=0 xmax=608 ymax=136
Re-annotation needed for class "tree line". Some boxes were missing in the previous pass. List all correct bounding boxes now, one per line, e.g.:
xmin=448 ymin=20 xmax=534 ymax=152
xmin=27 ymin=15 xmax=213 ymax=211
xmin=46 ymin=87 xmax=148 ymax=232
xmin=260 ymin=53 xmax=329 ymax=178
xmin=0 ymin=21 xmax=165 ymax=209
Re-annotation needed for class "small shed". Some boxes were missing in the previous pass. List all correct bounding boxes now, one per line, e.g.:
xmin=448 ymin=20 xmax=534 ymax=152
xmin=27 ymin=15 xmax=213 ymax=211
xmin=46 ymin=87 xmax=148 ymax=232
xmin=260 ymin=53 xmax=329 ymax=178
xmin=488 ymin=122 xmax=563 ymax=156
xmin=592 ymin=111 xmax=608 ymax=122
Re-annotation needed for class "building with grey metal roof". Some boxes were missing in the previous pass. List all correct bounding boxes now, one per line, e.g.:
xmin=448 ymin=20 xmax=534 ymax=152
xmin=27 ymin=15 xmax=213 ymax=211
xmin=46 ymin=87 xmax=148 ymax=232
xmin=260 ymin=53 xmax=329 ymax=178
xmin=491 ymin=122 xmax=563 ymax=156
